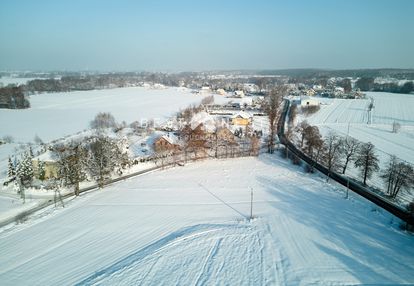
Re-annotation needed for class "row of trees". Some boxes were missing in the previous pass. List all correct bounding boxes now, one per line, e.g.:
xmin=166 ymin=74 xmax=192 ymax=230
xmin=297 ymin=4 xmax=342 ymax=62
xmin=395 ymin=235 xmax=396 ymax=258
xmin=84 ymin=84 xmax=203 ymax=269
xmin=263 ymin=86 xmax=286 ymax=153
xmin=19 ymin=72 xmax=282 ymax=95
xmin=294 ymin=121 xmax=414 ymax=199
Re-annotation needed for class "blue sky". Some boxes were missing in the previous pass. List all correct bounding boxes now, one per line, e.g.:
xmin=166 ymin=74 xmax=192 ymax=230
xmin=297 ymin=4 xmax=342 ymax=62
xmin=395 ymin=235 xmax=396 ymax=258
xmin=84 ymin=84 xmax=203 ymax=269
xmin=0 ymin=0 xmax=413 ymax=71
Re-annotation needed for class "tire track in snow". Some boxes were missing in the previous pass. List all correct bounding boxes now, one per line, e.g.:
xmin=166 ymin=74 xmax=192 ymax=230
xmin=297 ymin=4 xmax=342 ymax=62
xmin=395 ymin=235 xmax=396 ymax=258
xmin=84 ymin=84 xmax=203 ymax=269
xmin=263 ymin=219 xmax=287 ymax=286
xmin=193 ymin=238 xmax=222 ymax=286
xmin=254 ymin=230 xmax=266 ymax=286
xmin=75 ymin=223 xmax=248 ymax=285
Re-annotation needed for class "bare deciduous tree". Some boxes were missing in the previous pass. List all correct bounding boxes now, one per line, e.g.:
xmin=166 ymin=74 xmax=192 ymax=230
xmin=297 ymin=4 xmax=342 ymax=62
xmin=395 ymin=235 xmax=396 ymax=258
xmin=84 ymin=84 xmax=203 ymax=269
xmin=381 ymin=156 xmax=414 ymax=199
xmin=34 ymin=134 xmax=44 ymax=145
xmin=304 ymin=125 xmax=324 ymax=162
xmin=287 ymin=103 xmax=298 ymax=129
xmin=354 ymin=142 xmax=379 ymax=185
xmin=90 ymin=112 xmax=117 ymax=130
xmin=340 ymin=136 xmax=360 ymax=174
xmin=263 ymin=86 xmax=287 ymax=153
xmin=295 ymin=120 xmax=310 ymax=148
xmin=250 ymin=135 xmax=260 ymax=156
xmin=323 ymin=132 xmax=343 ymax=177
xmin=201 ymin=95 xmax=214 ymax=105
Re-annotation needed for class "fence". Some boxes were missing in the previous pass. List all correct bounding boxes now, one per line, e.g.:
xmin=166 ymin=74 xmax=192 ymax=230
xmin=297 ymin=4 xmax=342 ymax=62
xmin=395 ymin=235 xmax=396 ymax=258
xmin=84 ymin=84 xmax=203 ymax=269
xmin=0 ymin=142 xmax=263 ymax=228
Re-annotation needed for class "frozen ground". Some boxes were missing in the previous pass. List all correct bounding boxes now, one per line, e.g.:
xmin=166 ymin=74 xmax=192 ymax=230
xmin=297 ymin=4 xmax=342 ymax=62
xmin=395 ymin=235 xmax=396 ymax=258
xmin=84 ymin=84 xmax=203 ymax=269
xmin=0 ymin=86 xmax=228 ymax=143
xmin=0 ymin=85 xmax=228 ymax=200
xmin=299 ymin=92 xmax=414 ymax=203
xmin=304 ymin=92 xmax=414 ymax=164
xmin=0 ymin=155 xmax=413 ymax=285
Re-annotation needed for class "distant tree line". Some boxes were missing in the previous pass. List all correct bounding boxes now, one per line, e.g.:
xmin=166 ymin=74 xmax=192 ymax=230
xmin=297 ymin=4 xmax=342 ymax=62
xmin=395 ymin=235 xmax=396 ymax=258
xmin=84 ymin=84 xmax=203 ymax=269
xmin=355 ymin=77 xmax=413 ymax=94
xmin=255 ymin=68 xmax=414 ymax=80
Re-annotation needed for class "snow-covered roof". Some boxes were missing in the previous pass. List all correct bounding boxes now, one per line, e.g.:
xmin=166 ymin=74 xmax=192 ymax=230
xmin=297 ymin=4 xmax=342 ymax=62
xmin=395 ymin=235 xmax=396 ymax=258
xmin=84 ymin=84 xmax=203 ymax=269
xmin=159 ymin=133 xmax=180 ymax=145
xmin=128 ymin=131 xmax=180 ymax=158
xmin=33 ymin=150 xmax=58 ymax=162
xmin=190 ymin=111 xmax=216 ymax=133
xmin=300 ymin=96 xmax=319 ymax=101
xmin=232 ymin=111 xmax=252 ymax=119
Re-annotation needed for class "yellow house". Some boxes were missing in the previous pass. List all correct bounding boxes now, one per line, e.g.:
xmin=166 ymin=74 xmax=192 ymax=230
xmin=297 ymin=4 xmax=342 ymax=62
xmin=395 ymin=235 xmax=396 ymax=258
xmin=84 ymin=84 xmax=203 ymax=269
xmin=231 ymin=111 xmax=252 ymax=126
xmin=32 ymin=150 xmax=59 ymax=180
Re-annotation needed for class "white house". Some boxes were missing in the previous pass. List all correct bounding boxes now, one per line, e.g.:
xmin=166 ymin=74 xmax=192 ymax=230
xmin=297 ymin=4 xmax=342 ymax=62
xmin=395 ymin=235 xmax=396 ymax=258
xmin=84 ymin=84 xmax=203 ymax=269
xmin=335 ymin=87 xmax=345 ymax=93
xmin=240 ymin=97 xmax=253 ymax=107
xmin=234 ymin=90 xmax=245 ymax=98
xmin=301 ymin=97 xmax=319 ymax=107
xmin=200 ymin=86 xmax=211 ymax=93
xmin=216 ymin=88 xmax=227 ymax=96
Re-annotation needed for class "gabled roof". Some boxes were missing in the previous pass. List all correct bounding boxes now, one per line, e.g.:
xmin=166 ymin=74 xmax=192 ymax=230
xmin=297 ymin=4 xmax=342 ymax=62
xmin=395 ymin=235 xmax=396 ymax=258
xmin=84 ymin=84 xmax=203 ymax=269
xmin=190 ymin=111 xmax=216 ymax=133
xmin=33 ymin=150 xmax=58 ymax=162
xmin=156 ymin=132 xmax=180 ymax=145
xmin=232 ymin=111 xmax=252 ymax=119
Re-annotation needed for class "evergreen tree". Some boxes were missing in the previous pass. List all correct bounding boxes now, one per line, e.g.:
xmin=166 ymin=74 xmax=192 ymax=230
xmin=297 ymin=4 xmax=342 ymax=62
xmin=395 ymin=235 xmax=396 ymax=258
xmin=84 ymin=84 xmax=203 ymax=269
xmin=38 ymin=160 xmax=46 ymax=181
xmin=86 ymin=136 xmax=125 ymax=188
xmin=7 ymin=157 xmax=16 ymax=178
xmin=16 ymin=152 xmax=34 ymax=187
xmin=56 ymin=142 xmax=87 ymax=196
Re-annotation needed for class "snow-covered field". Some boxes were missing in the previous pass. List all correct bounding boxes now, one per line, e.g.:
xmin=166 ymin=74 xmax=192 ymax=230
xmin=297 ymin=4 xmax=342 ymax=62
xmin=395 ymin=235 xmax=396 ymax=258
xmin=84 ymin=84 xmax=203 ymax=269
xmin=0 ymin=86 xmax=228 ymax=143
xmin=297 ymin=92 xmax=414 ymax=204
xmin=0 ymin=155 xmax=413 ymax=285
xmin=0 ymin=86 xmax=227 ymax=181
xmin=305 ymin=92 xmax=414 ymax=164
xmin=0 ymin=77 xmax=40 ymax=86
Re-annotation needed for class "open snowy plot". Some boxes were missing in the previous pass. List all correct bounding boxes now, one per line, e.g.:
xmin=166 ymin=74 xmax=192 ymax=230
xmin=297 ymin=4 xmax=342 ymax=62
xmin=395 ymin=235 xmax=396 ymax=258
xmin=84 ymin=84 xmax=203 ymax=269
xmin=0 ymin=86 xmax=228 ymax=143
xmin=305 ymin=92 xmax=414 ymax=164
xmin=0 ymin=155 xmax=413 ymax=285
xmin=0 ymin=77 xmax=41 ymax=86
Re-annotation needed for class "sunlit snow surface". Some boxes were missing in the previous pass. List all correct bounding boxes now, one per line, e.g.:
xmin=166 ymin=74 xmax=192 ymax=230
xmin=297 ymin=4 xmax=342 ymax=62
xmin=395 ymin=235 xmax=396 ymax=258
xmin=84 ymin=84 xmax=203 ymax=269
xmin=0 ymin=155 xmax=413 ymax=285
xmin=0 ymin=86 xmax=228 ymax=143
xmin=305 ymin=92 xmax=414 ymax=164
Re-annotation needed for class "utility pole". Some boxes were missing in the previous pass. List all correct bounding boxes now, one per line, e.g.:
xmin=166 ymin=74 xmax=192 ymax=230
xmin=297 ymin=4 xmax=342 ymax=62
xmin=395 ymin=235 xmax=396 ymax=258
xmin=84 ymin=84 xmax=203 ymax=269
xmin=347 ymin=122 xmax=350 ymax=138
xmin=19 ymin=179 xmax=26 ymax=204
xmin=250 ymin=187 xmax=253 ymax=221
xmin=54 ymin=189 xmax=65 ymax=208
